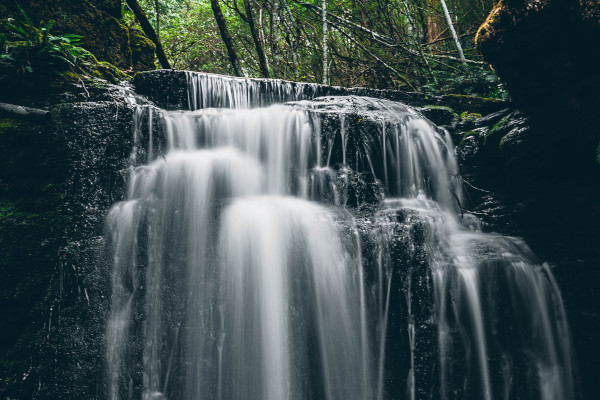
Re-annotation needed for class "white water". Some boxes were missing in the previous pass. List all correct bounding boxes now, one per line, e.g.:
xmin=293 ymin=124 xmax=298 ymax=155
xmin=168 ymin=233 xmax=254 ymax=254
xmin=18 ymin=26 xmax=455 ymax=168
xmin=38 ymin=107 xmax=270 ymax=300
xmin=106 ymin=79 xmax=575 ymax=400
xmin=186 ymin=71 xmax=324 ymax=110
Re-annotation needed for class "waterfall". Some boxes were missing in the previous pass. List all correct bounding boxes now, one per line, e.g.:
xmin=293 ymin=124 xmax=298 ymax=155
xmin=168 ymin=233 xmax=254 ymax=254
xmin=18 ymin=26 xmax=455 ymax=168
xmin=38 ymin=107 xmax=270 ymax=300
xmin=106 ymin=77 xmax=575 ymax=400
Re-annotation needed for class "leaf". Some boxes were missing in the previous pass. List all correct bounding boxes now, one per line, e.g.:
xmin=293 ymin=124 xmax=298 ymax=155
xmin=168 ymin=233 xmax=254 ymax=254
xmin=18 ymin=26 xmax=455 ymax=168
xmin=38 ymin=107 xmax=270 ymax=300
xmin=16 ymin=3 xmax=34 ymax=29
xmin=44 ymin=20 xmax=56 ymax=32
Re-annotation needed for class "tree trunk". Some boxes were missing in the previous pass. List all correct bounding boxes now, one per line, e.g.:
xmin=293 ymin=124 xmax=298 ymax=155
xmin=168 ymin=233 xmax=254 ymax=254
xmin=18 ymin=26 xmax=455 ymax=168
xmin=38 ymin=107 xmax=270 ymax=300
xmin=322 ymin=0 xmax=328 ymax=84
xmin=258 ymin=6 xmax=270 ymax=72
xmin=125 ymin=0 xmax=171 ymax=69
xmin=245 ymin=0 xmax=270 ymax=77
xmin=283 ymin=0 xmax=300 ymax=81
xmin=271 ymin=0 xmax=280 ymax=77
xmin=439 ymin=0 xmax=466 ymax=64
xmin=210 ymin=0 xmax=243 ymax=76
xmin=403 ymin=0 xmax=437 ymax=83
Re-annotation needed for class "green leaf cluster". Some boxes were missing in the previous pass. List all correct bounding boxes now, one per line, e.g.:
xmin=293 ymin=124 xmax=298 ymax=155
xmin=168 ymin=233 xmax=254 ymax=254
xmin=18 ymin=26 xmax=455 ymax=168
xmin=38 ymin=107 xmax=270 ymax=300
xmin=0 ymin=4 xmax=93 ymax=83
xmin=421 ymin=64 xmax=508 ymax=100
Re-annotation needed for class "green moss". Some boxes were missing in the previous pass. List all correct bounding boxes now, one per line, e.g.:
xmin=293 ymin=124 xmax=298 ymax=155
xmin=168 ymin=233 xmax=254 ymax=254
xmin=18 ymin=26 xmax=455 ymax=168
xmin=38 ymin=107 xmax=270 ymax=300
xmin=0 ymin=119 xmax=25 ymax=131
xmin=486 ymin=116 xmax=509 ymax=138
xmin=424 ymin=105 xmax=453 ymax=112
xmin=460 ymin=111 xmax=483 ymax=121
xmin=93 ymin=61 xmax=129 ymax=83
xmin=446 ymin=93 xmax=501 ymax=102
xmin=475 ymin=0 xmax=504 ymax=48
xmin=129 ymin=27 xmax=156 ymax=71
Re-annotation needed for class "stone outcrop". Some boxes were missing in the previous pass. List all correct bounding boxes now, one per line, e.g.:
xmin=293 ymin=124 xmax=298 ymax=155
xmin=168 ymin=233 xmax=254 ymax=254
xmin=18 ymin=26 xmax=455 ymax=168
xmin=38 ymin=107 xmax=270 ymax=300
xmin=476 ymin=0 xmax=600 ymax=126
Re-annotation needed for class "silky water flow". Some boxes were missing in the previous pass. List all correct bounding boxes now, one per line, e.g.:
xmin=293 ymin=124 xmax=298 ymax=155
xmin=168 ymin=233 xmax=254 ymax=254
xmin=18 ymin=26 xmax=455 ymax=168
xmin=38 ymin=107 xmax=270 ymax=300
xmin=106 ymin=73 xmax=575 ymax=400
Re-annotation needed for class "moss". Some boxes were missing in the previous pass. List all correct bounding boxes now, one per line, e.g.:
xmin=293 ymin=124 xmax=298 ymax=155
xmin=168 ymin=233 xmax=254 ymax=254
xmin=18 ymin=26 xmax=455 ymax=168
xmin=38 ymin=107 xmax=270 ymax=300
xmin=486 ymin=116 xmax=509 ymax=138
xmin=475 ymin=0 xmax=504 ymax=50
xmin=423 ymin=105 xmax=453 ymax=112
xmin=61 ymin=71 xmax=81 ymax=84
xmin=93 ymin=61 xmax=129 ymax=83
xmin=128 ymin=27 xmax=156 ymax=71
xmin=0 ymin=119 xmax=26 ymax=131
xmin=460 ymin=111 xmax=483 ymax=122
xmin=445 ymin=93 xmax=501 ymax=102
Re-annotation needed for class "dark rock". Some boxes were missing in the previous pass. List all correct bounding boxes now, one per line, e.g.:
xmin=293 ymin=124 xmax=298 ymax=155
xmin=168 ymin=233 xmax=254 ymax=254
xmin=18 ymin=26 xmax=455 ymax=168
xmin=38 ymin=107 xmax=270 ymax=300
xmin=417 ymin=105 xmax=458 ymax=128
xmin=134 ymin=69 xmax=191 ymax=110
xmin=357 ymin=207 xmax=437 ymax=400
xmin=476 ymin=0 xmax=600 ymax=128
xmin=94 ymin=0 xmax=122 ymax=19
xmin=454 ymin=104 xmax=600 ymax=400
xmin=0 ymin=99 xmax=157 ymax=398
xmin=473 ymin=108 xmax=511 ymax=129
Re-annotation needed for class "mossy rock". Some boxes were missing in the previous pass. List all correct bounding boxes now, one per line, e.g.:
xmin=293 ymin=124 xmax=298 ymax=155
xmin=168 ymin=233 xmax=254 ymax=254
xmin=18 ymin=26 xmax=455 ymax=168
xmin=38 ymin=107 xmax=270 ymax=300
xmin=418 ymin=105 xmax=458 ymax=127
xmin=458 ymin=129 xmax=482 ymax=148
xmin=483 ymin=115 xmax=510 ymax=155
xmin=441 ymin=93 xmax=506 ymax=116
xmin=93 ymin=0 xmax=122 ymax=19
xmin=482 ymin=111 xmax=531 ymax=159
xmin=1 ymin=0 xmax=155 ymax=72
xmin=129 ymin=27 xmax=156 ymax=72
xmin=476 ymin=0 xmax=600 ymax=127
xmin=93 ymin=61 xmax=130 ymax=83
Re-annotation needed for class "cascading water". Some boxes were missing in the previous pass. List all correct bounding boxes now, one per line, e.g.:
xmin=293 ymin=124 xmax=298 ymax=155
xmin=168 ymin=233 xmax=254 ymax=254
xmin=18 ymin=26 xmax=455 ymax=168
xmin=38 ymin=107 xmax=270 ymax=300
xmin=106 ymin=74 xmax=575 ymax=400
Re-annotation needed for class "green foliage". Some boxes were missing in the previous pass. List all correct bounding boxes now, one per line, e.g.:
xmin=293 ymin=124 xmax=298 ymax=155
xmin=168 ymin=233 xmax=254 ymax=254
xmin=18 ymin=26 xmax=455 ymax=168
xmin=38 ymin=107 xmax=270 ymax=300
xmin=460 ymin=111 xmax=482 ymax=120
xmin=126 ymin=0 xmax=500 ymax=95
xmin=0 ymin=4 xmax=93 ymax=83
xmin=596 ymin=141 xmax=600 ymax=165
xmin=422 ymin=64 xmax=509 ymax=100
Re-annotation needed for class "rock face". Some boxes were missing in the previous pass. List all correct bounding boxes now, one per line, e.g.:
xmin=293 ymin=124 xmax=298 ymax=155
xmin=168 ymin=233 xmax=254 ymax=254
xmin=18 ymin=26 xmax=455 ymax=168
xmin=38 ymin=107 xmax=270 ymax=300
xmin=474 ymin=13 xmax=600 ymax=394
xmin=455 ymin=107 xmax=600 ymax=400
xmin=0 ymin=0 xmax=155 ymax=71
xmin=476 ymin=0 xmax=600 ymax=125
xmin=0 ymin=99 xmax=160 ymax=398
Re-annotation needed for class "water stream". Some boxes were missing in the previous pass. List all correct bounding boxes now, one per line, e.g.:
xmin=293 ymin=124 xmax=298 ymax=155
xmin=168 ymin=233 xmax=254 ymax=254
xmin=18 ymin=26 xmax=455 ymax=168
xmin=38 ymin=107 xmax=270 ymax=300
xmin=106 ymin=74 xmax=575 ymax=400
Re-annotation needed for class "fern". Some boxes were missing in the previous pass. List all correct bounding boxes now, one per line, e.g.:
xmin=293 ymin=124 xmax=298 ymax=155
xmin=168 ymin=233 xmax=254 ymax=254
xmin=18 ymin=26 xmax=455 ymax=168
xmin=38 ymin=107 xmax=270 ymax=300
xmin=1 ymin=4 xmax=93 ymax=82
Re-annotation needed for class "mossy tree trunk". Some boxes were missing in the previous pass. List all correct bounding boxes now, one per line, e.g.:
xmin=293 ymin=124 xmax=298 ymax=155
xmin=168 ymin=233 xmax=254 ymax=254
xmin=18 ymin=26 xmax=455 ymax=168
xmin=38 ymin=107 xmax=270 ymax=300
xmin=125 ymin=0 xmax=172 ymax=69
